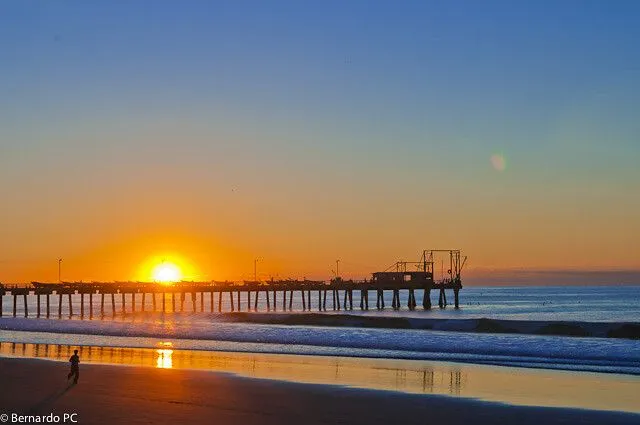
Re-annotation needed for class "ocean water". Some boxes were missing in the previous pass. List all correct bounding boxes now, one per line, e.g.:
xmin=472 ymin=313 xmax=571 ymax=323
xmin=1 ymin=286 xmax=639 ymax=375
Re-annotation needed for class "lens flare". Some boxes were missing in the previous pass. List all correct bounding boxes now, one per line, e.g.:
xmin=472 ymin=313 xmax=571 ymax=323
xmin=490 ymin=153 xmax=506 ymax=172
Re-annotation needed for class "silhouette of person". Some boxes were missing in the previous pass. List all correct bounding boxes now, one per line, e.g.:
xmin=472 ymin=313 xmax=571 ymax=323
xmin=67 ymin=349 xmax=80 ymax=384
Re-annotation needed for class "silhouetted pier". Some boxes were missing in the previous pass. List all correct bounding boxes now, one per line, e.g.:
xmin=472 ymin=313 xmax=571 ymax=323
xmin=0 ymin=250 xmax=465 ymax=319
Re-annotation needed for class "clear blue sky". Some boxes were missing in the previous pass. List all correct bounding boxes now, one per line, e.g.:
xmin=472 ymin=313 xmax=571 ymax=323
xmin=1 ymin=1 xmax=639 ymax=281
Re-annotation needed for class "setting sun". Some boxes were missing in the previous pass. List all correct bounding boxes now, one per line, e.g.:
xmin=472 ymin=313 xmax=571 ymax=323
xmin=137 ymin=253 xmax=199 ymax=283
xmin=152 ymin=262 xmax=182 ymax=283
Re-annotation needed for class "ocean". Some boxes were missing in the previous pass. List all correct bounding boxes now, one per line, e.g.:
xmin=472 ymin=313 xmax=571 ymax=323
xmin=1 ymin=286 xmax=639 ymax=375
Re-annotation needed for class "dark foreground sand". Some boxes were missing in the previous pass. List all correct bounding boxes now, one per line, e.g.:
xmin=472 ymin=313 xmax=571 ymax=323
xmin=0 ymin=358 xmax=638 ymax=425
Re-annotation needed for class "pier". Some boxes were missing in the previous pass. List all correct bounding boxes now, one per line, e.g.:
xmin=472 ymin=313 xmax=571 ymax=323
xmin=0 ymin=249 xmax=465 ymax=319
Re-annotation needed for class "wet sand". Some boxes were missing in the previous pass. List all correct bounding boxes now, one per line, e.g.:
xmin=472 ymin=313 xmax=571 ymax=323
xmin=1 ymin=357 xmax=639 ymax=425
xmin=2 ymin=341 xmax=640 ymax=413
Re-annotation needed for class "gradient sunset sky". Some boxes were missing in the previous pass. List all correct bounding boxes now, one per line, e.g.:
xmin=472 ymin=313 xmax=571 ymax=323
xmin=1 ymin=1 xmax=639 ymax=283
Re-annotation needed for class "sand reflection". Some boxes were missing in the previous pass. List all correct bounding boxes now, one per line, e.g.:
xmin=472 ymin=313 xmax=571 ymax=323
xmin=1 ymin=341 xmax=638 ymax=413
xmin=156 ymin=349 xmax=173 ymax=369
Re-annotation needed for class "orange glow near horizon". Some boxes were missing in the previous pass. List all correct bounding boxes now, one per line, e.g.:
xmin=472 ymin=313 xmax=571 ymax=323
xmin=2 ymin=3 xmax=640 ymax=286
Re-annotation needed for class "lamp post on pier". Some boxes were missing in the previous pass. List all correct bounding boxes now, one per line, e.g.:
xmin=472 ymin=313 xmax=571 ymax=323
xmin=254 ymin=257 xmax=261 ymax=282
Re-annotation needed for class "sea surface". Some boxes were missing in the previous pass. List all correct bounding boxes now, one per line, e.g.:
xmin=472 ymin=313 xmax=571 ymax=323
xmin=1 ymin=286 xmax=639 ymax=375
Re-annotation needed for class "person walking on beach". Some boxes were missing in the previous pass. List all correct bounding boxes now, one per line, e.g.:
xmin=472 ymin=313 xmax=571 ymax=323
xmin=67 ymin=350 xmax=80 ymax=384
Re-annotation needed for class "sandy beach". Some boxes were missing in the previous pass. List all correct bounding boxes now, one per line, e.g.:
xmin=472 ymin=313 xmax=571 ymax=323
xmin=1 ymin=357 xmax=638 ymax=425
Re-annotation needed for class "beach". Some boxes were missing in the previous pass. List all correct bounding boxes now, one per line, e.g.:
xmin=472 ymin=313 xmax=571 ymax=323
xmin=1 ymin=357 xmax=639 ymax=425
xmin=1 ymin=285 xmax=639 ymax=424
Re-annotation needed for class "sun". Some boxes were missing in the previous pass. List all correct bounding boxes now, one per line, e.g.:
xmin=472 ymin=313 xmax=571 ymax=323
xmin=137 ymin=253 xmax=198 ymax=283
xmin=152 ymin=262 xmax=182 ymax=283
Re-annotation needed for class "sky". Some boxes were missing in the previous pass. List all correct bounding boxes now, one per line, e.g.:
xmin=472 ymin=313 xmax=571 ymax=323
xmin=1 ymin=1 xmax=639 ymax=283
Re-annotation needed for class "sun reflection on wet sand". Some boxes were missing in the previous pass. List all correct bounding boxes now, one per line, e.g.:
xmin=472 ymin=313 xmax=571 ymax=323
xmin=155 ymin=341 xmax=174 ymax=368
xmin=156 ymin=349 xmax=173 ymax=369
xmin=1 ymin=341 xmax=638 ymax=413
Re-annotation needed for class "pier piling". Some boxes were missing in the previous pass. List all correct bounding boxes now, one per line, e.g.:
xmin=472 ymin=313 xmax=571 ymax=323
xmin=454 ymin=288 xmax=460 ymax=309
xmin=423 ymin=289 xmax=431 ymax=309
xmin=391 ymin=289 xmax=399 ymax=310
